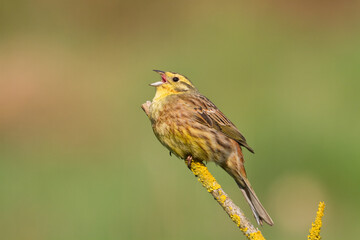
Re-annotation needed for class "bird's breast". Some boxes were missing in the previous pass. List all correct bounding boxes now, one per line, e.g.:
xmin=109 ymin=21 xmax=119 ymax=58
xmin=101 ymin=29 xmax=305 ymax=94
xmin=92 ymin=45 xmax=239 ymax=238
xmin=150 ymin=99 xmax=235 ymax=164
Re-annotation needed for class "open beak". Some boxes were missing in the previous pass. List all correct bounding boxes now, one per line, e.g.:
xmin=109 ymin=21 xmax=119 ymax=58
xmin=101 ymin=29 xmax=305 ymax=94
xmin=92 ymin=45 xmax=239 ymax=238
xmin=153 ymin=70 xmax=165 ymax=74
xmin=150 ymin=70 xmax=167 ymax=87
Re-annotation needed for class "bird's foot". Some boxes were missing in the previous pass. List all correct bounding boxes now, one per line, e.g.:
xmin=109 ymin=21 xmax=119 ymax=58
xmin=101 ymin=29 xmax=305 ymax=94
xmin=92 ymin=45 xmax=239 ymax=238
xmin=186 ymin=155 xmax=193 ymax=169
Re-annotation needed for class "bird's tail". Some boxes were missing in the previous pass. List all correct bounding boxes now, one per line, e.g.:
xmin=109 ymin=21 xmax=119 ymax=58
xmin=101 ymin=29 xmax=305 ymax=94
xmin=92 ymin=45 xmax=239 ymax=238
xmin=222 ymin=161 xmax=274 ymax=226
xmin=221 ymin=144 xmax=273 ymax=226
xmin=236 ymin=177 xmax=274 ymax=226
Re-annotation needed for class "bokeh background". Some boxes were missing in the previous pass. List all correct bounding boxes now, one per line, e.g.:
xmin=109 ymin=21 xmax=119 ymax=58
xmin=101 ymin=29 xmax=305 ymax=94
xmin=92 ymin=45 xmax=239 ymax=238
xmin=1 ymin=1 xmax=360 ymax=239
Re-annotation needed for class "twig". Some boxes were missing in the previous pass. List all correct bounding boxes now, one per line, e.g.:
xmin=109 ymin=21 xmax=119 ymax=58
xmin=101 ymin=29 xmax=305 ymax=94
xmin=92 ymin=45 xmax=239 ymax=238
xmin=141 ymin=101 xmax=152 ymax=117
xmin=141 ymin=101 xmax=265 ymax=240
xmin=308 ymin=202 xmax=325 ymax=240
xmin=186 ymin=160 xmax=265 ymax=240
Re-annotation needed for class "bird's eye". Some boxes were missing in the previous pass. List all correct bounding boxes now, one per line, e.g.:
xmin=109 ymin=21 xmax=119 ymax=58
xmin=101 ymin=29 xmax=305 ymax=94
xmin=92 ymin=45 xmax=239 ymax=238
xmin=172 ymin=77 xmax=179 ymax=82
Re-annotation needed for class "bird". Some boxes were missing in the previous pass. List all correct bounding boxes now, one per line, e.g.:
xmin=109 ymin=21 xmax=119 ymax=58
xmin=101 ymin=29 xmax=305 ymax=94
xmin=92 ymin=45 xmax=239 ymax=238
xmin=145 ymin=70 xmax=273 ymax=226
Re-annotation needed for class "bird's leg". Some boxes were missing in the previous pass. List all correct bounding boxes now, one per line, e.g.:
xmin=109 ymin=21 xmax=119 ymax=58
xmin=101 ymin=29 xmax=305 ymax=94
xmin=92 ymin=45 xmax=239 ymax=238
xmin=186 ymin=155 xmax=193 ymax=169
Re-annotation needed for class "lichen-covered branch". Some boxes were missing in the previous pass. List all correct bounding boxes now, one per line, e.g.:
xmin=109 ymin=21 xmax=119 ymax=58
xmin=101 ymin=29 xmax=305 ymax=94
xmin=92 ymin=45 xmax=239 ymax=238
xmin=141 ymin=101 xmax=265 ymax=240
xmin=308 ymin=202 xmax=325 ymax=240
xmin=186 ymin=160 xmax=265 ymax=240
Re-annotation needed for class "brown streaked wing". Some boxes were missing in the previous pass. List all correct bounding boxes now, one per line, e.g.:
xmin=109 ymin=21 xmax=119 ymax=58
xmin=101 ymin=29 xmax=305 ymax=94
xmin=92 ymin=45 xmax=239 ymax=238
xmin=190 ymin=94 xmax=254 ymax=153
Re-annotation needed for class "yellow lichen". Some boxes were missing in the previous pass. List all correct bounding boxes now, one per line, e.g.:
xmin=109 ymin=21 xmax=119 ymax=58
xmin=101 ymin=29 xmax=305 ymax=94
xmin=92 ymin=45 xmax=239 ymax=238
xmin=241 ymin=227 xmax=248 ymax=232
xmin=247 ymin=231 xmax=265 ymax=240
xmin=230 ymin=214 xmax=241 ymax=227
xmin=187 ymin=160 xmax=221 ymax=192
xmin=219 ymin=194 xmax=227 ymax=204
xmin=308 ymin=202 xmax=325 ymax=240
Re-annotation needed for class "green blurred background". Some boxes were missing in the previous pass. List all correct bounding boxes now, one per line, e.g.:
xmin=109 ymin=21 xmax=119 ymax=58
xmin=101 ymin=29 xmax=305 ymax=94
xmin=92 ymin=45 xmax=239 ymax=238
xmin=1 ymin=1 xmax=359 ymax=239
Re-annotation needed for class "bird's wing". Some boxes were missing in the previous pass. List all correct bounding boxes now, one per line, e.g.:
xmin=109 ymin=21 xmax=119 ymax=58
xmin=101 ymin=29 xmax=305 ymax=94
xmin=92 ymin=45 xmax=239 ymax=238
xmin=190 ymin=94 xmax=254 ymax=153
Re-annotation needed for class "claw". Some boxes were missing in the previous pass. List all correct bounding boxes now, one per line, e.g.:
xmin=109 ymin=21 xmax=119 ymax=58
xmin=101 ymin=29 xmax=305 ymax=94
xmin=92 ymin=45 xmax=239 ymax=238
xmin=186 ymin=155 xmax=193 ymax=169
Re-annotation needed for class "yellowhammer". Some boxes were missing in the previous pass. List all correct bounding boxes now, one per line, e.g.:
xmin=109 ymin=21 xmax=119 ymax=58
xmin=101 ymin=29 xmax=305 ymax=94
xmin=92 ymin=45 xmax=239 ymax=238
xmin=145 ymin=70 xmax=273 ymax=226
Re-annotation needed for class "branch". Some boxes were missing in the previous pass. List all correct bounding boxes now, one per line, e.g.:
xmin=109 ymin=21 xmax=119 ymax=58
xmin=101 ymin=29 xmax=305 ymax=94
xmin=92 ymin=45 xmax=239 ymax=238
xmin=141 ymin=101 xmax=265 ymax=240
xmin=186 ymin=160 xmax=265 ymax=240
xmin=141 ymin=101 xmax=152 ymax=117
xmin=308 ymin=202 xmax=325 ymax=240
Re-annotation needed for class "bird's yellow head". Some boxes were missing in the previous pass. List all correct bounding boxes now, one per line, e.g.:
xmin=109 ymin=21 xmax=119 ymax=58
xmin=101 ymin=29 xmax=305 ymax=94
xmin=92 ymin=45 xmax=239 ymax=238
xmin=150 ymin=70 xmax=197 ymax=101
